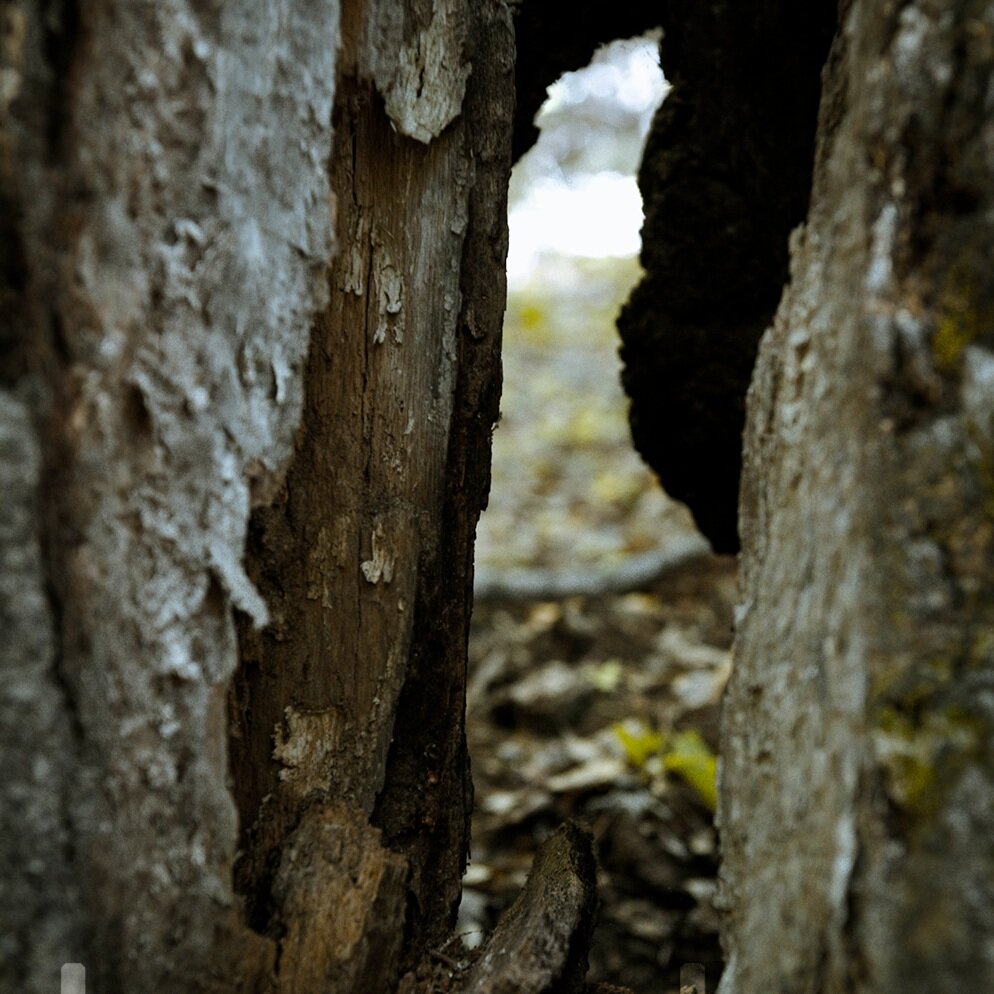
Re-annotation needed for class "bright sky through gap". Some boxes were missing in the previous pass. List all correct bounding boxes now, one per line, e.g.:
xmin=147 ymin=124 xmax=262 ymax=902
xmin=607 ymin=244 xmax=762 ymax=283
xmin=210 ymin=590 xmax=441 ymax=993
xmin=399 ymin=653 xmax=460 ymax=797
xmin=543 ymin=33 xmax=667 ymax=116
xmin=506 ymin=34 xmax=668 ymax=288
xmin=506 ymin=173 xmax=646 ymax=283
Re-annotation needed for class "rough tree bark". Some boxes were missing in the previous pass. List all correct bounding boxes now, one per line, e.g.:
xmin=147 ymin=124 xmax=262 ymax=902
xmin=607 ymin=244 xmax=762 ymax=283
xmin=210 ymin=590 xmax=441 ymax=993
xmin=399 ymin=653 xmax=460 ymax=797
xmin=230 ymin=1 xmax=513 ymax=988
xmin=720 ymin=2 xmax=994 ymax=992
xmin=1 ymin=1 xmax=512 ymax=992
xmin=6 ymin=1 xmax=994 ymax=993
xmin=607 ymin=2 xmax=994 ymax=987
xmin=2 ymin=2 xmax=341 ymax=990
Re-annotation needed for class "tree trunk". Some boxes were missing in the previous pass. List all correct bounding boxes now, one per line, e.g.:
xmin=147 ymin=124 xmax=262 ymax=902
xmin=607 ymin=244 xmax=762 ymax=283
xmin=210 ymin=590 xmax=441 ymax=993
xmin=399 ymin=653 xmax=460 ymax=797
xmin=1 ymin=1 xmax=512 ymax=992
xmin=230 ymin=0 xmax=513 ymax=986
xmin=719 ymin=2 xmax=994 ymax=991
xmin=7 ymin=0 xmax=994 ymax=992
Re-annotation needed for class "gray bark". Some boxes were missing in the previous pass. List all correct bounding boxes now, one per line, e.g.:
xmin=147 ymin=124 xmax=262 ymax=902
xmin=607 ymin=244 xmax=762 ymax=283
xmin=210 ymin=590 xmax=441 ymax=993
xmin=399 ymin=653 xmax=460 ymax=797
xmin=3 ymin=2 xmax=339 ymax=990
xmin=720 ymin=2 xmax=994 ymax=991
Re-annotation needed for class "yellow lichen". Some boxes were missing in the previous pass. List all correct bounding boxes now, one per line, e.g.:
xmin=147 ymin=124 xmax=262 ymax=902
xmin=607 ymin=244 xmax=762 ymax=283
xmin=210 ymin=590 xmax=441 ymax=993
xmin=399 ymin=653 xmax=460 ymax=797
xmin=932 ymin=266 xmax=994 ymax=372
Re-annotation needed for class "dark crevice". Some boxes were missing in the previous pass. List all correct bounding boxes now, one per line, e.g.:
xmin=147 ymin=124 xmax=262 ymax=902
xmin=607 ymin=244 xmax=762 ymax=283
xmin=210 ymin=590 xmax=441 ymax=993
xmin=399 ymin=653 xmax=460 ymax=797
xmin=0 ymin=215 xmax=29 ymax=386
xmin=511 ymin=2 xmax=839 ymax=553
xmin=42 ymin=0 xmax=82 ymax=161
xmin=2 ymin=0 xmax=89 ymax=976
xmin=2 ymin=0 xmax=81 ymax=385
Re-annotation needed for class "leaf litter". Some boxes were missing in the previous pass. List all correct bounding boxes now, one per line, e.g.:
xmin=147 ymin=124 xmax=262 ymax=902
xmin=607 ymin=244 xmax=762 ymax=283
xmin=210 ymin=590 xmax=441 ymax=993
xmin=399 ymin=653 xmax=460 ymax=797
xmin=467 ymin=251 xmax=738 ymax=992
xmin=462 ymin=43 xmax=736 ymax=992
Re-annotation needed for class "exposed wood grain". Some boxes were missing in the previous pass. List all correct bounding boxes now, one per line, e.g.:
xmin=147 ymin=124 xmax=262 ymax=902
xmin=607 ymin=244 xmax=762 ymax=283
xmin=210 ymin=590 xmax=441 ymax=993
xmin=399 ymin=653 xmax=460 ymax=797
xmin=231 ymin=0 xmax=514 ymax=983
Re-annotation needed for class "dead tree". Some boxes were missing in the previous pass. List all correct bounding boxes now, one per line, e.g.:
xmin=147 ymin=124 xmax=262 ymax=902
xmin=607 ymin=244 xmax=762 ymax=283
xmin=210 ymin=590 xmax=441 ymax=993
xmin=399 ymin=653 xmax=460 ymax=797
xmin=4 ymin=1 xmax=993 ymax=993
xmin=2 ymin=1 xmax=511 ymax=991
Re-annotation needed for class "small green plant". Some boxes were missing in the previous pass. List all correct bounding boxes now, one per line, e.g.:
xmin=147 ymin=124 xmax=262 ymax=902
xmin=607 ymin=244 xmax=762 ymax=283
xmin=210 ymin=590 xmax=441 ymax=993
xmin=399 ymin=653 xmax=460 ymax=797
xmin=661 ymin=729 xmax=718 ymax=813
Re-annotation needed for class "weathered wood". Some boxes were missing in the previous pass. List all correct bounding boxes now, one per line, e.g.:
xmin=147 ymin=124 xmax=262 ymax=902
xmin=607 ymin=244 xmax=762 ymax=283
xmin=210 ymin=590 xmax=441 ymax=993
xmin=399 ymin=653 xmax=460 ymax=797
xmin=4 ymin=0 xmax=515 ymax=981
xmin=230 ymin=0 xmax=514 ymax=984
xmin=459 ymin=823 xmax=599 ymax=994
xmin=270 ymin=804 xmax=407 ymax=994
xmin=372 ymin=0 xmax=514 ymax=957
xmin=4 ymin=0 xmax=514 ymax=983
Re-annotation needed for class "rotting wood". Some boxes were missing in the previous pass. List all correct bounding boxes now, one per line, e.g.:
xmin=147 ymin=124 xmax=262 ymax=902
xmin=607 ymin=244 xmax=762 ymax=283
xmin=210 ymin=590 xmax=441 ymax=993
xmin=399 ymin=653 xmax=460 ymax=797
xmin=230 ymin=0 xmax=515 ymax=984
xmin=270 ymin=804 xmax=407 ymax=994
xmin=1 ymin=0 xmax=513 ymax=990
xmin=457 ymin=822 xmax=599 ymax=994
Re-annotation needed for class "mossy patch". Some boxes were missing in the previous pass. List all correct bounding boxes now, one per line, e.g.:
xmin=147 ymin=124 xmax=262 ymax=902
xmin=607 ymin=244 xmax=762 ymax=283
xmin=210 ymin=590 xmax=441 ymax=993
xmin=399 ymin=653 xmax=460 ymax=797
xmin=872 ymin=704 xmax=983 ymax=816
xmin=932 ymin=263 xmax=994 ymax=372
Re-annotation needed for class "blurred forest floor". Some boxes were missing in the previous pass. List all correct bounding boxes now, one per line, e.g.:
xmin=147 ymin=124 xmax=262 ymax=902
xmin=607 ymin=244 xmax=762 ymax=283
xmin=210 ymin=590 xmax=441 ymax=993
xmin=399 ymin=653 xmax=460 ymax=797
xmin=460 ymin=37 xmax=738 ymax=994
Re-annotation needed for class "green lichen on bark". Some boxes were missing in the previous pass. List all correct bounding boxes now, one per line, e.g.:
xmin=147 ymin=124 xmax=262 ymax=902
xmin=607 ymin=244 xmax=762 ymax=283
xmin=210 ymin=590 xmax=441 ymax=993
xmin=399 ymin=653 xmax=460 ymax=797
xmin=933 ymin=263 xmax=994 ymax=372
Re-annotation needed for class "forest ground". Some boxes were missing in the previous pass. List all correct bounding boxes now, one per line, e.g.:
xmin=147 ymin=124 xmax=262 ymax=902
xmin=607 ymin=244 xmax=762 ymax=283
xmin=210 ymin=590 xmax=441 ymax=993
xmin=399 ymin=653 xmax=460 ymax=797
xmin=443 ymin=42 xmax=738 ymax=992
xmin=463 ymin=251 xmax=736 ymax=993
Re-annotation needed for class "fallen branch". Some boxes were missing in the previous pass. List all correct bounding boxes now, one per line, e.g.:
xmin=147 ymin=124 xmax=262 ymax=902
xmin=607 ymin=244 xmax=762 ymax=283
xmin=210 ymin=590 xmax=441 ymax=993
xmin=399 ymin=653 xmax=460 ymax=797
xmin=473 ymin=533 xmax=714 ymax=602
xmin=457 ymin=823 xmax=599 ymax=994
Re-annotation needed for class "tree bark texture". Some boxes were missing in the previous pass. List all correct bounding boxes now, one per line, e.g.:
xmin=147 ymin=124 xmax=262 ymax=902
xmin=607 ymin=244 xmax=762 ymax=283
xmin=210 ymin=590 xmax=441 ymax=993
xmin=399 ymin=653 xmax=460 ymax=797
xmin=231 ymin=0 xmax=513 ymax=987
xmin=2 ymin=2 xmax=339 ymax=990
xmin=7 ymin=1 xmax=994 ymax=992
xmin=1 ymin=1 xmax=512 ymax=993
xmin=720 ymin=2 xmax=994 ymax=991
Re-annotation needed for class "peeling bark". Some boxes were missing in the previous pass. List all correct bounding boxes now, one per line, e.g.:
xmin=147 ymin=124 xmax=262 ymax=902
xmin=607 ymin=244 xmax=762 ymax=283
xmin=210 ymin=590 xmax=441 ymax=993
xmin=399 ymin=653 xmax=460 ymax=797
xmin=3 ymin=1 xmax=337 ymax=990
xmin=230 ymin=0 xmax=513 ymax=986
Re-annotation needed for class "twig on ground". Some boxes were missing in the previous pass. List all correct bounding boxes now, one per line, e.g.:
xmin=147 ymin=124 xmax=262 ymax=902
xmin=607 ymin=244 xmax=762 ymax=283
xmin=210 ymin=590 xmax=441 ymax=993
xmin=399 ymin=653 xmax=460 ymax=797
xmin=473 ymin=533 xmax=713 ymax=602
